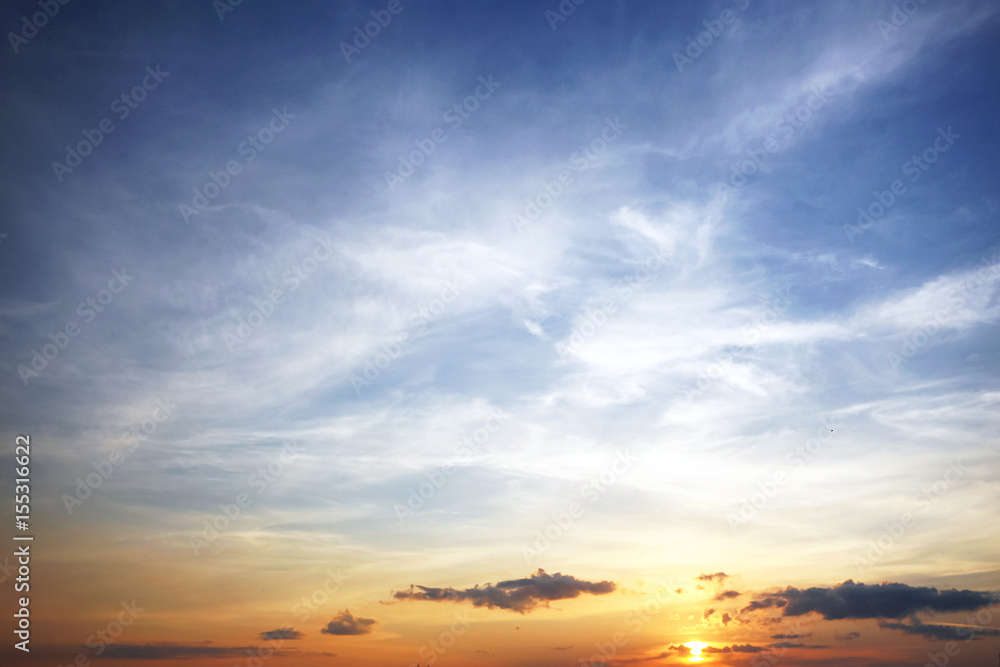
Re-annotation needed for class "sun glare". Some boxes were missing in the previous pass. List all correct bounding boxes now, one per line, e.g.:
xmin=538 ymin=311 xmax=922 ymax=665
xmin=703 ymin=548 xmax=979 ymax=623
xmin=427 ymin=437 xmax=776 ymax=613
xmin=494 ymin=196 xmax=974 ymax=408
xmin=684 ymin=641 xmax=709 ymax=662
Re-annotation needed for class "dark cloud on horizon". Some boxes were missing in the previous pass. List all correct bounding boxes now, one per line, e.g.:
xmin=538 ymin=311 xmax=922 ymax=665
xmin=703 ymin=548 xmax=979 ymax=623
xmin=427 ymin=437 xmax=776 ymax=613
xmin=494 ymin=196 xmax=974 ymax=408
xmin=878 ymin=617 xmax=1000 ymax=641
xmin=701 ymin=643 xmax=765 ymax=653
xmin=770 ymin=641 xmax=829 ymax=649
xmin=320 ymin=610 xmax=377 ymax=636
xmin=259 ymin=628 xmax=304 ymax=641
xmin=771 ymin=633 xmax=808 ymax=639
xmin=834 ymin=631 xmax=861 ymax=640
xmin=698 ymin=572 xmax=731 ymax=583
xmin=741 ymin=581 xmax=999 ymax=620
xmin=392 ymin=568 xmax=616 ymax=613
xmin=103 ymin=645 xmax=263 ymax=659
xmin=101 ymin=643 xmax=335 ymax=659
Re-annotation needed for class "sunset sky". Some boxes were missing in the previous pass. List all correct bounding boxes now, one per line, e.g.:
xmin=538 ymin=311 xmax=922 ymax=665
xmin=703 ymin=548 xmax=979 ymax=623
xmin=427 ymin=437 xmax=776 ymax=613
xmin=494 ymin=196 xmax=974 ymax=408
xmin=2 ymin=1 xmax=999 ymax=666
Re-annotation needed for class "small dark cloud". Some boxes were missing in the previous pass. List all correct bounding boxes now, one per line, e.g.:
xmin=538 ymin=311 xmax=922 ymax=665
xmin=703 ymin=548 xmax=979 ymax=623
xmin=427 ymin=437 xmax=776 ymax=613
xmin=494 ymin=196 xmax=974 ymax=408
xmin=835 ymin=631 xmax=861 ymax=641
xmin=716 ymin=590 xmax=742 ymax=600
xmin=771 ymin=633 xmax=808 ymax=639
xmin=878 ymin=616 xmax=1000 ymax=641
xmin=721 ymin=612 xmax=733 ymax=626
xmin=320 ymin=610 xmax=377 ymax=636
xmin=552 ymin=645 xmax=574 ymax=650
xmin=741 ymin=580 xmax=999 ymax=620
xmin=698 ymin=572 xmax=731 ymax=583
xmin=730 ymin=643 xmax=765 ymax=653
xmin=392 ymin=568 xmax=616 ymax=614
xmin=259 ymin=628 xmax=303 ymax=641
xmin=674 ymin=588 xmax=685 ymax=595
xmin=768 ymin=642 xmax=827 ymax=649
xmin=704 ymin=608 xmax=716 ymax=619
xmin=702 ymin=643 xmax=765 ymax=653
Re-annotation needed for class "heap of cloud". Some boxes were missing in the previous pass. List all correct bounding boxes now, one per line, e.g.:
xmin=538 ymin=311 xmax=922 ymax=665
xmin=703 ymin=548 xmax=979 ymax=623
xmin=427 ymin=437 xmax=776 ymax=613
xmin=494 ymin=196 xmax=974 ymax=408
xmin=392 ymin=568 xmax=616 ymax=613
xmin=742 ymin=580 xmax=998 ymax=620
xmin=321 ymin=610 xmax=377 ymax=635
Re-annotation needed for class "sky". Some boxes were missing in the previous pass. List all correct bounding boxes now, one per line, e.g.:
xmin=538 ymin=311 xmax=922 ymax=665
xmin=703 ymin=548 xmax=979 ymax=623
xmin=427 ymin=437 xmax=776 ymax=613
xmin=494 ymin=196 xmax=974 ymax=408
xmin=1 ymin=0 xmax=999 ymax=666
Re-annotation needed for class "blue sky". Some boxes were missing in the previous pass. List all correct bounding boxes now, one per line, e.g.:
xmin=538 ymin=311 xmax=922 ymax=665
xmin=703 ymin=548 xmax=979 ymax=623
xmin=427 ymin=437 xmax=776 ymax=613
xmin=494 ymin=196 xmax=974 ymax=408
xmin=1 ymin=1 xmax=999 ymax=665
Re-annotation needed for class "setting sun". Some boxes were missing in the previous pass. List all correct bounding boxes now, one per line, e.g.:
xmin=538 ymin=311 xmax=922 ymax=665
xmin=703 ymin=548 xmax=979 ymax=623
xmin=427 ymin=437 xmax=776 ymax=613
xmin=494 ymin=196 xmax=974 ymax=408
xmin=684 ymin=641 xmax=709 ymax=662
